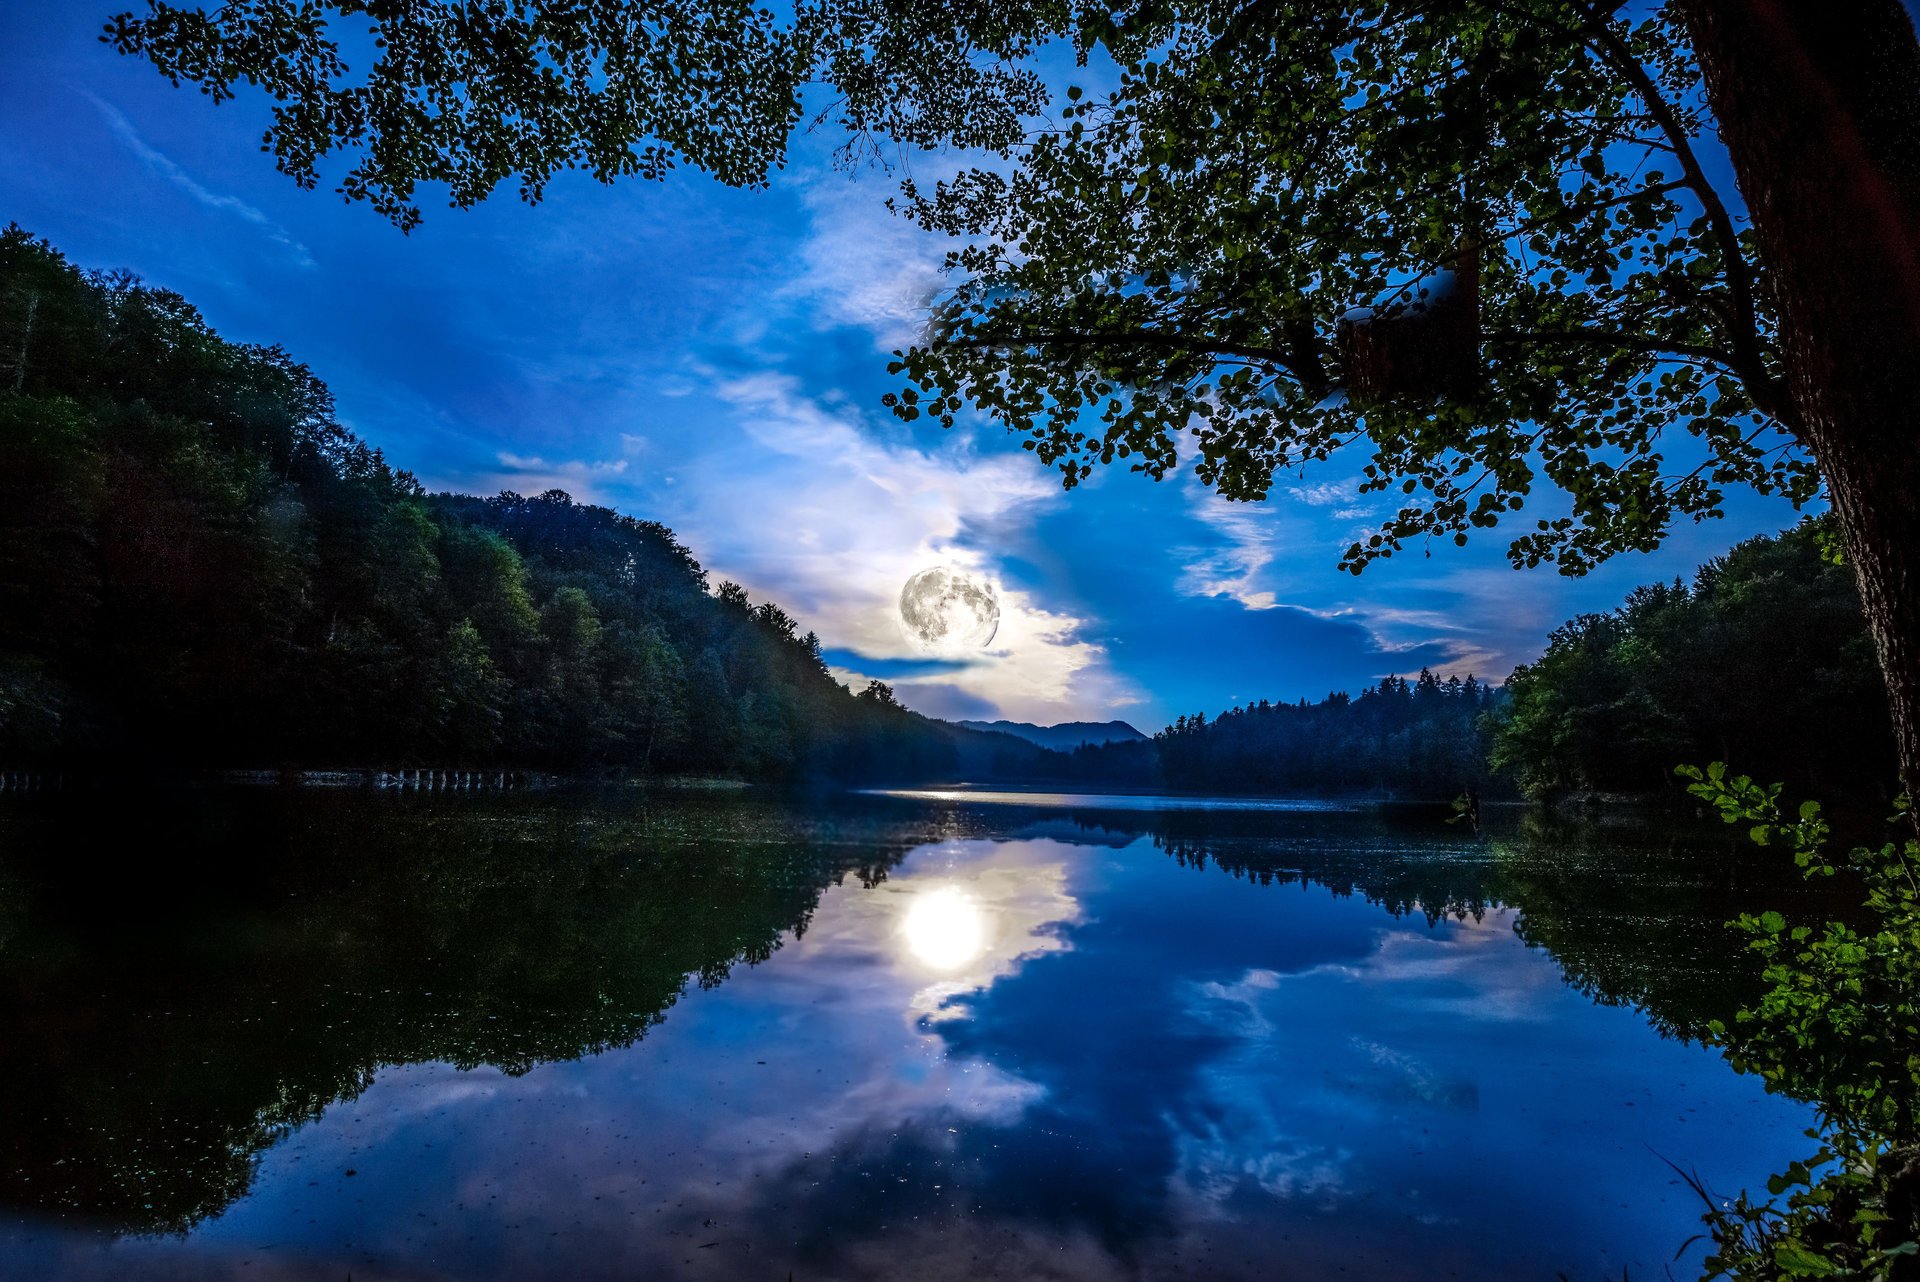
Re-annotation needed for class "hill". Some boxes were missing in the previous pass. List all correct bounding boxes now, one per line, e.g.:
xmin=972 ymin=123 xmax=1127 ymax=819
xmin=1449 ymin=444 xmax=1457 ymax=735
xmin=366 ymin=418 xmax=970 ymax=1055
xmin=954 ymin=719 xmax=1148 ymax=751
xmin=0 ymin=227 xmax=953 ymax=782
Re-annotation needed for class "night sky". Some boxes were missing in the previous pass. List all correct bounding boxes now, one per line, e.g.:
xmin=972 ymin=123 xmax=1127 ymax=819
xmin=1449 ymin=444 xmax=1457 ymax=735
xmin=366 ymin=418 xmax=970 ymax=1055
xmin=1 ymin=2 xmax=1815 ymax=728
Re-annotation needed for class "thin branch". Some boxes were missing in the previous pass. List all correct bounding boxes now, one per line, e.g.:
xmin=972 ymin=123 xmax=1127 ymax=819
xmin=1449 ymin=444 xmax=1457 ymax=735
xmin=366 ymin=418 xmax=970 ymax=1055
xmin=1488 ymin=327 xmax=1739 ymax=366
xmin=1502 ymin=176 xmax=1689 ymax=245
xmin=1489 ymin=326 xmax=1797 ymax=427
xmin=1560 ymin=3 xmax=1774 ymax=406
xmin=947 ymin=329 xmax=1317 ymax=387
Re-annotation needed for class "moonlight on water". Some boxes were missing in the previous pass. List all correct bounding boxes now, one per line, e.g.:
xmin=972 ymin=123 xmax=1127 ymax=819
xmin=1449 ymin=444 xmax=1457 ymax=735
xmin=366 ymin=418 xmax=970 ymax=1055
xmin=899 ymin=566 xmax=1000 ymax=656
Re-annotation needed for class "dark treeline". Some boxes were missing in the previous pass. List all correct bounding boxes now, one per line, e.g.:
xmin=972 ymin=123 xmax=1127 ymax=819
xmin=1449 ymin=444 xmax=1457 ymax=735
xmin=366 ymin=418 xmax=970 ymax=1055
xmin=1487 ymin=517 xmax=1894 ymax=802
xmin=0 ymin=228 xmax=951 ymax=780
xmin=1036 ymin=515 xmax=1891 ymax=804
xmin=1046 ymin=672 xmax=1502 ymax=798
xmin=1159 ymin=672 xmax=1499 ymax=796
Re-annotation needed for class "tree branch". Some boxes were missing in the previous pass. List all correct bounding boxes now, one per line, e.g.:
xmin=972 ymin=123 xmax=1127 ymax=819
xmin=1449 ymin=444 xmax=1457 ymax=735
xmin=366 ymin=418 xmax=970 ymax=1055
xmin=1561 ymin=3 xmax=1775 ymax=406
xmin=1489 ymin=327 xmax=1799 ymax=427
xmin=945 ymin=328 xmax=1320 ymax=389
xmin=1488 ymin=327 xmax=1739 ymax=365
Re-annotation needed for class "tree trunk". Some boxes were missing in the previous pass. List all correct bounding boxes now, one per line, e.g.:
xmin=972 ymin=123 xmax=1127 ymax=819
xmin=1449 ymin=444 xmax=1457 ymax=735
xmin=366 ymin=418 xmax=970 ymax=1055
xmin=1678 ymin=0 xmax=1920 ymax=809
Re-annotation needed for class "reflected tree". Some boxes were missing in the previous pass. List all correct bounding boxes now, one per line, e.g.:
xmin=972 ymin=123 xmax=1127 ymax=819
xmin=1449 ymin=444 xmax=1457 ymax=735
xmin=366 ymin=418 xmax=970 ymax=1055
xmin=0 ymin=791 xmax=922 ymax=1232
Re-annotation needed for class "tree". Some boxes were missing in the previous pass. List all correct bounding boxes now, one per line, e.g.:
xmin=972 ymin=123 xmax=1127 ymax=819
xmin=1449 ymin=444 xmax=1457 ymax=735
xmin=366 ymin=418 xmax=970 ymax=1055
xmin=1672 ymin=3 xmax=1920 ymax=824
xmin=102 ymin=0 xmax=1920 ymax=804
xmin=1490 ymin=517 xmax=1895 ymax=801
xmin=608 ymin=624 xmax=688 ymax=772
xmin=431 ymin=617 xmax=508 ymax=758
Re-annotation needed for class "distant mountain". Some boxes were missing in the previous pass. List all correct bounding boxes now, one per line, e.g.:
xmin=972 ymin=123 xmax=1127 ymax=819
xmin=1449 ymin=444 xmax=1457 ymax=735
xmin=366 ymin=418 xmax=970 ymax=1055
xmin=953 ymin=719 xmax=1150 ymax=752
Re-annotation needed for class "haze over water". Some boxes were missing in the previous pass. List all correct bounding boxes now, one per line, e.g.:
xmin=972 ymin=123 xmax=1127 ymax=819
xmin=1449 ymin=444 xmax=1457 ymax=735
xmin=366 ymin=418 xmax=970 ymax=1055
xmin=0 ymin=789 xmax=1820 ymax=1280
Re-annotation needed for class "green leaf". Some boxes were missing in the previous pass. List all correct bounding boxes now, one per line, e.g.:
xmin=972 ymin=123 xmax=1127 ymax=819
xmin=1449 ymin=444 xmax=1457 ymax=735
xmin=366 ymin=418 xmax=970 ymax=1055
xmin=1773 ymin=1240 xmax=1842 ymax=1276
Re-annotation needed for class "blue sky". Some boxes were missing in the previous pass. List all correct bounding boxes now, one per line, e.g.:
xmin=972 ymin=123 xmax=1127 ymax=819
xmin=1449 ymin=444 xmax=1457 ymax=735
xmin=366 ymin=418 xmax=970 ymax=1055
xmin=0 ymin=2 xmax=1811 ymax=730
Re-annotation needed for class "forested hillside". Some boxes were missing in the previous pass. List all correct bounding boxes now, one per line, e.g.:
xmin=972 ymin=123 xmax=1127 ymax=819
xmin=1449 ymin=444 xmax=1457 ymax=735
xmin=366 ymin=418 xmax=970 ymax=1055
xmin=1488 ymin=518 xmax=1893 ymax=801
xmin=1050 ymin=515 xmax=1893 ymax=806
xmin=1037 ymin=674 xmax=1503 ymax=798
xmin=0 ymin=228 xmax=951 ymax=780
xmin=1157 ymin=674 xmax=1500 ymax=796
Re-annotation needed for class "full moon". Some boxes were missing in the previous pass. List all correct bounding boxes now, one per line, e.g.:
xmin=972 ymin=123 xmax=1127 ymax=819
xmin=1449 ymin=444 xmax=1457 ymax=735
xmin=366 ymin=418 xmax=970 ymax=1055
xmin=899 ymin=565 xmax=1000 ymax=655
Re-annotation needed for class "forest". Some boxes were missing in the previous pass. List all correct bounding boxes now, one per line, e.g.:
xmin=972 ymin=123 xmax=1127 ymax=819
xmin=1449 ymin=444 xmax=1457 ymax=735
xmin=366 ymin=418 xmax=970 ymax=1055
xmin=1049 ymin=517 xmax=1890 ymax=803
xmin=0 ymin=227 xmax=952 ymax=782
xmin=1488 ymin=518 xmax=1895 ymax=802
xmin=1050 ymin=673 xmax=1502 ymax=798
xmin=0 ymin=228 xmax=1894 ymax=804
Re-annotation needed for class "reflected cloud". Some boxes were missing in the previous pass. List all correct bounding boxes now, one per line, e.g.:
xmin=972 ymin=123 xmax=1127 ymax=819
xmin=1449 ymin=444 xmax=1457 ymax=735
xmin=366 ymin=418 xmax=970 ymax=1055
xmin=1 ymin=804 xmax=1819 ymax=1282
xmin=1175 ymin=1126 xmax=1350 ymax=1212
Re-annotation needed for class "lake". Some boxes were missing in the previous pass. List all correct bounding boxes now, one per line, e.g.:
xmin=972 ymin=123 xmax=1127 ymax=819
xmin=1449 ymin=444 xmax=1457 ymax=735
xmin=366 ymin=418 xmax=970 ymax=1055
xmin=0 ymin=787 xmax=1831 ymax=1280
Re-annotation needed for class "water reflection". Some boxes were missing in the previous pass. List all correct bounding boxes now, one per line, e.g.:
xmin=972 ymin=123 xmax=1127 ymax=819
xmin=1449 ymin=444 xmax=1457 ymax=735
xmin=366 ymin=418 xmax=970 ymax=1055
xmin=901 ymin=885 xmax=986 ymax=970
xmin=0 ymin=790 xmax=1836 ymax=1280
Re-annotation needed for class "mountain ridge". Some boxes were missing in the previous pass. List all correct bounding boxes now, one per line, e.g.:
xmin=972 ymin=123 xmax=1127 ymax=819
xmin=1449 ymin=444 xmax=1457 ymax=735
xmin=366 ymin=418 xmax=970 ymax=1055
xmin=951 ymin=719 xmax=1149 ymax=751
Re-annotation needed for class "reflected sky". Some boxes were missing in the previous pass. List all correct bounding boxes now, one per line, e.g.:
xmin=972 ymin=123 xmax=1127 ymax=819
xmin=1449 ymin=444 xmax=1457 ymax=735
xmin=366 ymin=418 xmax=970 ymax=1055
xmin=0 ymin=797 xmax=1813 ymax=1281
xmin=862 ymin=788 xmax=1364 ymax=813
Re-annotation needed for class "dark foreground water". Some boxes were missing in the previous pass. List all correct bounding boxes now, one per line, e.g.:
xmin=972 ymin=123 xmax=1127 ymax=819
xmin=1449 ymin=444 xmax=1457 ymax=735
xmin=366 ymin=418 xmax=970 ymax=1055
xmin=0 ymin=788 xmax=1833 ymax=1280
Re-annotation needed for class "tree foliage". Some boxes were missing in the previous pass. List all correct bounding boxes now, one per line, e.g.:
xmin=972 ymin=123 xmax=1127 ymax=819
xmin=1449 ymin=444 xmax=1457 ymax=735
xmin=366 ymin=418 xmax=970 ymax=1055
xmin=1680 ymin=766 xmax=1920 ymax=1280
xmin=1147 ymin=670 xmax=1498 ymax=797
xmin=1490 ymin=518 xmax=1893 ymax=801
xmin=886 ymin=3 xmax=1818 ymax=577
xmin=101 ymin=0 xmax=1071 ymax=231
xmin=102 ymin=1 xmax=1820 ymax=579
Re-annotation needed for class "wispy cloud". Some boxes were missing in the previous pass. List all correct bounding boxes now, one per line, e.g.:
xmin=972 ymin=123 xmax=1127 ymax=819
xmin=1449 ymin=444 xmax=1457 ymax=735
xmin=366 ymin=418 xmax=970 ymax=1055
xmin=1285 ymin=481 xmax=1357 ymax=508
xmin=88 ymin=93 xmax=316 ymax=268
xmin=1176 ymin=480 xmax=1316 ymax=612
xmin=778 ymin=172 xmax=953 ymax=352
xmin=463 ymin=452 xmax=631 ymax=503
xmin=1175 ymin=478 xmax=1524 ymax=679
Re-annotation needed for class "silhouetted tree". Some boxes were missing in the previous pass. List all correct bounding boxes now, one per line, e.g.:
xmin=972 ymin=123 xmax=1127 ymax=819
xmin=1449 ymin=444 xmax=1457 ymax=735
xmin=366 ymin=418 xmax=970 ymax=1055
xmin=1490 ymin=518 xmax=1893 ymax=801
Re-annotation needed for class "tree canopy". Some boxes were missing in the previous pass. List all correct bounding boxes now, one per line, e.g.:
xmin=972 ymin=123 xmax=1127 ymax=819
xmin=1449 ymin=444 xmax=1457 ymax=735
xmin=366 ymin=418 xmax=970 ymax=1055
xmin=1489 ymin=516 xmax=1894 ymax=801
xmin=892 ymin=4 xmax=1824 ymax=579
xmin=106 ymin=0 xmax=1817 ymax=574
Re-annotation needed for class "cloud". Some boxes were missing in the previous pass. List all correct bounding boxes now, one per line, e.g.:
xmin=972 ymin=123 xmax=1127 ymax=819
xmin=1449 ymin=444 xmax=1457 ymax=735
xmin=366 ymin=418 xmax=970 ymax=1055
xmin=1179 ymin=494 xmax=1288 ymax=611
xmin=1331 ymin=562 xmax=1577 ymax=679
xmin=1170 ymin=476 xmax=1539 ymax=680
xmin=1285 ymin=481 xmax=1359 ymax=507
xmin=464 ymin=451 xmax=630 ymax=503
xmin=778 ymin=172 xmax=954 ymax=351
xmin=821 ymin=650 xmax=977 ymax=679
xmin=664 ymin=371 xmax=1142 ymax=722
xmin=886 ymin=681 xmax=1003 ymax=721
xmin=88 ymin=94 xmax=316 ymax=269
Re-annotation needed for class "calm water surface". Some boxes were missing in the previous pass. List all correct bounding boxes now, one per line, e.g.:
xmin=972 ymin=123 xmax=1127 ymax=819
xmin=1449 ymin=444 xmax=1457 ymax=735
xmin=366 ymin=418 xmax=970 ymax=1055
xmin=0 ymin=789 xmax=1829 ymax=1280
